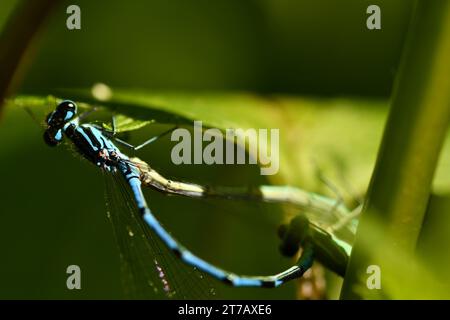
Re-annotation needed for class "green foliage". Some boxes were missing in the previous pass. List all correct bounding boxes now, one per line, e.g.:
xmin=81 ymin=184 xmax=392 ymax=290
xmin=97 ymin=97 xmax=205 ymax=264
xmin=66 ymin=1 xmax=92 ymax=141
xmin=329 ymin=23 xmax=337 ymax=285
xmin=10 ymin=93 xmax=388 ymax=193
xmin=5 ymin=89 xmax=450 ymax=299
xmin=2 ymin=0 xmax=450 ymax=300
xmin=3 ymin=85 xmax=450 ymax=299
xmin=11 ymin=91 xmax=450 ymax=193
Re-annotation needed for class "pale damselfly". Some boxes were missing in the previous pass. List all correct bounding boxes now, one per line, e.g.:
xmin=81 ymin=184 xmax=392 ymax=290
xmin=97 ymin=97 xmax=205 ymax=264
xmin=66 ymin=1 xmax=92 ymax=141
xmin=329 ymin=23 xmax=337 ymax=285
xmin=42 ymin=100 xmax=360 ymax=295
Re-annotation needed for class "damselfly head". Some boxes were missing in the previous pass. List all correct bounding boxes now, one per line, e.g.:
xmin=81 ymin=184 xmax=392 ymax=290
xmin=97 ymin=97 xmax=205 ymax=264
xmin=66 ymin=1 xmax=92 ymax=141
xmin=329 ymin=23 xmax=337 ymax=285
xmin=46 ymin=100 xmax=78 ymax=126
xmin=44 ymin=100 xmax=78 ymax=146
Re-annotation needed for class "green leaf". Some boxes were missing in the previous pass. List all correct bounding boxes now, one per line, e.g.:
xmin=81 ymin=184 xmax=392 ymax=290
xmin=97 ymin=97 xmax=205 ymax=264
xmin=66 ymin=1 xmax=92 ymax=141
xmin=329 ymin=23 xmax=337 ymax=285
xmin=5 ymin=91 xmax=450 ymax=299
xmin=102 ymin=114 xmax=153 ymax=133
xmin=8 ymin=91 xmax=450 ymax=197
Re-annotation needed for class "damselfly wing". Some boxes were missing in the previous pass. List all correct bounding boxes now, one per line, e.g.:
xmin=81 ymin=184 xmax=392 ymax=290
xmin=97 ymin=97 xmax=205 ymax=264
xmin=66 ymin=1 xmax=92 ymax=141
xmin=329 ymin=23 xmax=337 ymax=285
xmin=104 ymin=167 xmax=216 ymax=299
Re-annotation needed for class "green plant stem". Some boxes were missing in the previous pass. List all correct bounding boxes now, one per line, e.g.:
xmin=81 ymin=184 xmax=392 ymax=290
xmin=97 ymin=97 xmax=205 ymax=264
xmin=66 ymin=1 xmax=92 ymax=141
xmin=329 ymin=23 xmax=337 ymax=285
xmin=0 ymin=0 xmax=61 ymax=115
xmin=341 ymin=0 xmax=450 ymax=299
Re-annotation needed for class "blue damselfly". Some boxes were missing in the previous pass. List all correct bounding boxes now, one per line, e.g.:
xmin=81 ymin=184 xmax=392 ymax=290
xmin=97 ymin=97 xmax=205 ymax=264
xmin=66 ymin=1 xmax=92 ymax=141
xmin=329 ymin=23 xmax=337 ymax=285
xmin=42 ymin=99 xmax=360 ymax=297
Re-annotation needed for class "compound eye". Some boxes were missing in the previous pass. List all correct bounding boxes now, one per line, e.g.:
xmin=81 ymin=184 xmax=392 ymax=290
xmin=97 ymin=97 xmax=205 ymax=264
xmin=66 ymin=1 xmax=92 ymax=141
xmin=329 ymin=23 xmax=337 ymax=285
xmin=43 ymin=128 xmax=63 ymax=147
xmin=45 ymin=111 xmax=55 ymax=125
xmin=57 ymin=100 xmax=77 ymax=112
xmin=57 ymin=100 xmax=77 ymax=121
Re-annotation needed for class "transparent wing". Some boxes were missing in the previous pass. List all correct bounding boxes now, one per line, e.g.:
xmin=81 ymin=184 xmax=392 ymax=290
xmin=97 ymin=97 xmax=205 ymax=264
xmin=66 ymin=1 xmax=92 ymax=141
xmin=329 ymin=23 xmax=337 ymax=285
xmin=125 ymin=157 xmax=358 ymax=245
xmin=103 ymin=170 xmax=217 ymax=299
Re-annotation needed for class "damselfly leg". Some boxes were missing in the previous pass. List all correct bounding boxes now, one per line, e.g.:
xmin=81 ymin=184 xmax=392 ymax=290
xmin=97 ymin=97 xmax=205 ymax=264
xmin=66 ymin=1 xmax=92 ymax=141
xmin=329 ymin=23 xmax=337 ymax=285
xmin=99 ymin=115 xmax=178 ymax=151
xmin=317 ymin=171 xmax=345 ymax=218
xmin=112 ymin=125 xmax=177 ymax=151
xmin=78 ymin=106 xmax=99 ymax=121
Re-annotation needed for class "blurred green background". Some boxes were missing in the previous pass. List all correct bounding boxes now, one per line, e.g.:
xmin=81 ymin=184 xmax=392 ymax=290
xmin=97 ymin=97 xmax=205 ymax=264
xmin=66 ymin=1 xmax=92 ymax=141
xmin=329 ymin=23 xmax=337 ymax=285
xmin=3 ymin=0 xmax=449 ymax=300
xmin=4 ymin=0 xmax=414 ymax=97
